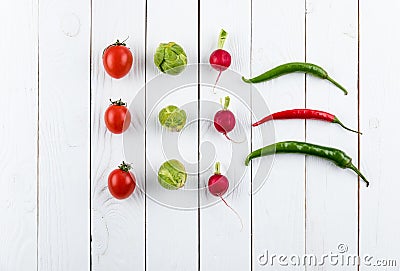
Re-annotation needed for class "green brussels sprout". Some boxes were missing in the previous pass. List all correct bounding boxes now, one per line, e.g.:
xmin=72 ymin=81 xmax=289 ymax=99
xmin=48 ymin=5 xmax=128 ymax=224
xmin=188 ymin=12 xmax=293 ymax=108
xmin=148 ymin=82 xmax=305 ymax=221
xmin=158 ymin=159 xmax=187 ymax=190
xmin=158 ymin=105 xmax=187 ymax=132
xmin=154 ymin=42 xmax=187 ymax=75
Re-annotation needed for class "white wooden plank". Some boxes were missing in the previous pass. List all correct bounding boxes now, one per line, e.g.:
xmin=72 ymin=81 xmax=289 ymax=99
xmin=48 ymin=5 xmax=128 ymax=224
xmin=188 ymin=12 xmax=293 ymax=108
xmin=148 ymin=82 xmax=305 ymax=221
xmin=305 ymin=1 xmax=359 ymax=270
xmin=0 ymin=1 xmax=38 ymax=270
xmin=199 ymin=1 xmax=251 ymax=269
xmin=38 ymin=0 xmax=90 ymax=269
xmin=360 ymin=0 xmax=400 ymax=270
xmin=90 ymin=0 xmax=146 ymax=270
xmin=146 ymin=0 xmax=198 ymax=270
xmin=251 ymin=0 xmax=306 ymax=270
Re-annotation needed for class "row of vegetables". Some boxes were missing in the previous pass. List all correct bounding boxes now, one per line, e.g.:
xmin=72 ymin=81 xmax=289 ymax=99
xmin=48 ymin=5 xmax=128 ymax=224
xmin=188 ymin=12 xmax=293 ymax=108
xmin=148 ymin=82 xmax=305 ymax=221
xmin=102 ymin=30 xmax=369 ymax=207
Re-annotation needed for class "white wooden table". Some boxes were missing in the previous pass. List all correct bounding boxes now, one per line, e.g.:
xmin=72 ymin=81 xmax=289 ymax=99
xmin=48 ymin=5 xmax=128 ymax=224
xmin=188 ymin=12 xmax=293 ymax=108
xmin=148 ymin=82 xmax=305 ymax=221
xmin=1 ymin=0 xmax=400 ymax=270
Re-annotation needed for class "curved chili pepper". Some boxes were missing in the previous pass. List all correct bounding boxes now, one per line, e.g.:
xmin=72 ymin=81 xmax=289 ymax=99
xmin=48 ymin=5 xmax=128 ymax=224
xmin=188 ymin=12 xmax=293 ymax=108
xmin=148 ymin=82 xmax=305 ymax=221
xmin=242 ymin=62 xmax=348 ymax=95
xmin=253 ymin=109 xmax=361 ymax=134
xmin=245 ymin=141 xmax=369 ymax=187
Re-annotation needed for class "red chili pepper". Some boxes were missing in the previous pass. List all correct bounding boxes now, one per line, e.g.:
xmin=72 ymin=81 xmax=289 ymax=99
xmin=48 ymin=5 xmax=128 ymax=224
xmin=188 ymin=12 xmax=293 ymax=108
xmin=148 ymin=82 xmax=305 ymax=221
xmin=253 ymin=109 xmax=361 ymax=134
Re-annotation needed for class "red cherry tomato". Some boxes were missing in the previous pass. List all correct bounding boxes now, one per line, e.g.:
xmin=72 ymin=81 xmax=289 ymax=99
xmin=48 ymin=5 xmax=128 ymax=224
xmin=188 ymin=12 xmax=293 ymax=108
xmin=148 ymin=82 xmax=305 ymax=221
xmin=108 ymin=162 xmax=136 ymax=200
xmin=103 ymin=39 xmax=133 ymax=79
xmin=104 ymin=99 xmax=131 ymax=134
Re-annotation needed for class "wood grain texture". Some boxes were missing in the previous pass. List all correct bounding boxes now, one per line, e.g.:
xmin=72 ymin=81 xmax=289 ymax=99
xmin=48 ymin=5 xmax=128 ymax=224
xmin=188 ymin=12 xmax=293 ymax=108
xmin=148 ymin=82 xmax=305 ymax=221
xmin=199 ymin=1 xmax=251 ymax=270
xmin=38 ymin=0 xmax=90 ymax=269
xmin=305 ymin=0 xmax=359 ymax=270
xmin=145 ymin=0 xmax=199 ymax=270
xmin=90 ymin=0 xmax=146 ymax=270
xmin=0 ymin=0 xmax=38 ymax=270
xmin=1 ymin=1 xmax=400 ymax=270
xmin=251 ymin=0 xmax=306 ymax=270
xmin=360 ymin=0 xmax=400 ymax=270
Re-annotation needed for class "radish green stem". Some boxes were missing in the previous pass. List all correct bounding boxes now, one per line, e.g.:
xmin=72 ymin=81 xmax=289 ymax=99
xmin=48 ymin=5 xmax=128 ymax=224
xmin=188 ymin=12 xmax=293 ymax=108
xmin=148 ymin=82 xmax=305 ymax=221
xmin=223 ymin=96 xmax=230 ymax=110
xmin=215 ymin=162 xmax=221 ymax=175
xmin=218 ymin=29 xmax=228 ymax=49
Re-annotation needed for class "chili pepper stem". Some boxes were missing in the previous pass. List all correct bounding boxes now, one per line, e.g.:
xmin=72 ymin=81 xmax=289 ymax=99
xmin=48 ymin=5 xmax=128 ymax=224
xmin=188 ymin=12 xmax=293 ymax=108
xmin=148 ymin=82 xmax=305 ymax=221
xmin=348 ymin=164 xmax=369 ymax=187
xmin=326 ymin=76 xmax=348 ymax=95
xmin=241 ymin=76 xmax=252 ymax=83
xmin=333 ymin=117 xmax=362 ymax=134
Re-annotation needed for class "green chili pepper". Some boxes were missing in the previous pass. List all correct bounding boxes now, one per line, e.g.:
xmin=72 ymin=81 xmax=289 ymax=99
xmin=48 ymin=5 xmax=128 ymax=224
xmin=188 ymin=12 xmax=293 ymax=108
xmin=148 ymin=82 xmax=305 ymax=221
xmin=242 ymin=62 xmax=348 ymax=95
xmin=245 ymin=141 xmax=369 ymax=187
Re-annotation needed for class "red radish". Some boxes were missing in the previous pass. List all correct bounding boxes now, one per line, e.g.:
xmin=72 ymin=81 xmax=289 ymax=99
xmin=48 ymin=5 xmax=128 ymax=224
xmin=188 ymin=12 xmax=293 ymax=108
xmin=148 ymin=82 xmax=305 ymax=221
xmin=208 ymin=162 xmax=229 ymax=196
xmin=214 ymin=96 xmax=241 ymax=143
xmin=208 ymin=162 xmax=243 ymax=229
xmin=209 ymin=29 xmax=231 ymax=92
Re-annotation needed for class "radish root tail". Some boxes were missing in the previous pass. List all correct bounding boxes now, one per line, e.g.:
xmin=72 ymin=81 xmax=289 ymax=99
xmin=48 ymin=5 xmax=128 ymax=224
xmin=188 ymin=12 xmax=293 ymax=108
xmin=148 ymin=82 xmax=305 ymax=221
xmin=220 ymin=196 xmax=243 ymax=231
xmin=224 ymin=133 xmax=246 ymax=144
xmin=212 ymin=70 xmax=223 ymax=94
